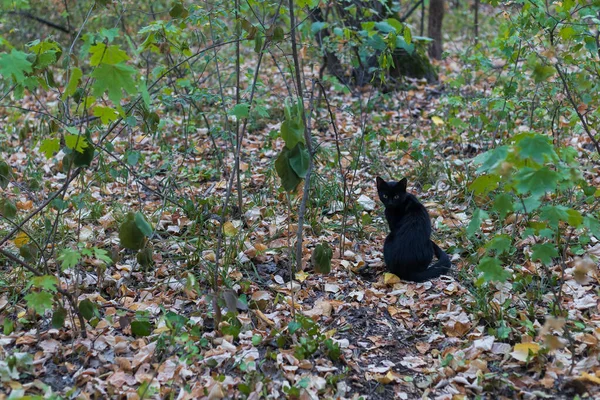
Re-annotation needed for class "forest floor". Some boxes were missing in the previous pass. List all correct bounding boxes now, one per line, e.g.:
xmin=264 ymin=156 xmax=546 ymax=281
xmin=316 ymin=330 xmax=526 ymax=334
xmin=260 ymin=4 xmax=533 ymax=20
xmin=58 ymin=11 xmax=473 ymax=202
xmin=2 ymin=23 xmax=600 ymax=400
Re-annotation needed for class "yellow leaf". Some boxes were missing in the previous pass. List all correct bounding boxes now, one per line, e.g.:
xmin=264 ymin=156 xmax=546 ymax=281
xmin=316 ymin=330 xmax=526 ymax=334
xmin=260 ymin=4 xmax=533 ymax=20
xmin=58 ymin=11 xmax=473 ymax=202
xmin=580 ymin=372 xmax=600 ymax=385
xmin=384 ymin=272 xmax=400 ymax=285
xmin=14 ymin=232 xmax=29 ymax=248
xmin=295 ymin=271 xmax=309 ymax=282
xmin=431 ymin=116 xmax=444 ymax=126
xmin=511 ymin=342 xmax=540 ymax=362
xmin=223 ymin=221 xmax=237 ymax=237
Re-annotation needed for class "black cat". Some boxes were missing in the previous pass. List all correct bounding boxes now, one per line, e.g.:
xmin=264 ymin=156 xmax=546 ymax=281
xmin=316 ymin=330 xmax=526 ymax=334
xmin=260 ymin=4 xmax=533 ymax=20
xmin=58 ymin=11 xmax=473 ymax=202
xmin=376 ymin=176 xmax=451 ymax=282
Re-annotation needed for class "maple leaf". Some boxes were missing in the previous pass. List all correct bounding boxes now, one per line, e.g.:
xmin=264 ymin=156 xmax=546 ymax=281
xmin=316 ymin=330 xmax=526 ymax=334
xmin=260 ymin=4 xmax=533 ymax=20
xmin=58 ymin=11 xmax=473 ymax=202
xmin=89 ymin=43 xmax=129 ymax=66
xmin=24 ymin=291 xmax=53 ymax=315
xmin=39 ymin=138 xmax=60 ymax=158
xmin=0 ymin=49 xmax=33 ymax=83
xmin=91 ymin=63 xmax=137 ymax=104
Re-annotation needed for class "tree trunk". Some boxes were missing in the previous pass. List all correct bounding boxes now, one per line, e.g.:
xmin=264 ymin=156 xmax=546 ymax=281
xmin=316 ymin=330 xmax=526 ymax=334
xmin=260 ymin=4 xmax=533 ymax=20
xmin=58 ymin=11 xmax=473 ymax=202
xmin=428 ymin=0 xmax=445 ymax=60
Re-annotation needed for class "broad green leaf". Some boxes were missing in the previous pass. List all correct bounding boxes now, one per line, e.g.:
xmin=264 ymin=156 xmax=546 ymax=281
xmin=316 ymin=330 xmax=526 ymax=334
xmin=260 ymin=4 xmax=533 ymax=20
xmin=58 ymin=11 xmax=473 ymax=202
xmin=280 ymin=119 xmax=304 ymax=150
xmin=289 ymin=143 xmax=310 ymax=178
xmin=272 ymin=26 xmax=284 ymax=42
xmin=230 ymin=103 xmax=249 ymax=119
xmin=473 ymin=146 xmax=508 ymax=173
xmin=58 ymin=248 xmax=81 ymax=270
xmin=514 ymin=167 xmax=559 ymax=195
xmin=531 ymin=243 xmax=558 ymax=266
xmin=0 ymin=199 xmax=17 ymax=219
xmin=65 ymin=133 xmax=89 ymax=153
xmin=469 ymin=174 xmax=499 ymax=195
xmin=0 ymin=160 xmax=10 ymax=188
xmin=91 ymin=63 xmax=137 ymax=104
xmin=288 ymin=320 xmax=301 ymax=334
xmin=31 ymin=275 xmax=58 ymax=292
xmin=311 ymin=22 xmax=328 ymax=35
xmin=78 ymin=299 xmax=98 ymax=320
xmin=0 ymin=49 xmax=32 ymax=83
xmin=39 ymin=138 xmax=60 ymax=159
xmin=169 ymin=2 xmax=189 ymax=19
xmin=137 ymin=248 xmax=153 ymax=269
xmin=517 ymin=134 xmax=556 ymax=163
xmin=486 ymin=234 xmax=512 ymax=255
xmin=477 ymin=257 xmax=510 ymax=282
xmin=532 ymin=64 xmax=555 ymax=83
xmin=62 ymin=67 xmax=82 ymax=99
xmin=134 ymin=212 xmax=153 ymax=237
xmin=93 ymin=106 xmax=120 ymax=124
xmin=566 ymin=209 xmax=583 ymax=228
xmin=119 ymin=212 xmax=146 ymax=250
xmin=131 ymin=320 xmax=152 ymax=337
xmin=24 ymin=291 xmax=53 ymax=315
xmin=540 ymin=205 xmax=569 ymax=229
xmin=311 ymin=243 xmax=333 ymax=274
xmin=51 ymin=307 xmax=67 ymax=329
xmin=467 ymin=208 xmax=489 ymax=237
xmin=275 ymin=148 xmax=301 ymax=192
xmin=89 ymin=43 xmax=129 ymax=66
xmin=493 ymin=193 xmax=514 ymax=219
xmin=19 ymin=244 xmax=38 ymax=262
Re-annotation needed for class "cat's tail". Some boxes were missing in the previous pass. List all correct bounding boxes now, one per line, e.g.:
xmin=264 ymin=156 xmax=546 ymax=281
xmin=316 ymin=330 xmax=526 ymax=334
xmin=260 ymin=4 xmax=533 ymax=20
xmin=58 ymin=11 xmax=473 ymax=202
xmin=430 ymin=241 xmax=451 ymax=272
xmin=402 ymin=242 xmax=451 ymax=282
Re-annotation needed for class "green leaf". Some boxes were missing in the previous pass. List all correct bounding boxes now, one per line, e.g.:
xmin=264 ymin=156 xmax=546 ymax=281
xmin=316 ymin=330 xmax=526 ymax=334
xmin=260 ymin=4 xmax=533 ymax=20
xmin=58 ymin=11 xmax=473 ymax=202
xmin=131 ymin=320 xmax=153 ymax=337
xmin=275 ymin=148 xmax=301 ymax=192
xmin=540 ymin=205 xmax=569 ymax=229
xmin=280 ymin=119 xmax=304 ymax=149
xmin=91 ymin=63 xmax=137 ymax=104
xmin=311 ymin=22 xmax=328 ymax=35
xmin=517 ymin=133 xmax=556 ymax=163
xmin=78 ymin=299 xmax=98 ymax=320
xmin=62 ymin=67 xmax=82 ymax=100
xmin=39 ymin=138 xmax=60 ymax=159
xmin=169 ymin=1 xmax=189 ymax=19
xmin=254 ymin=34 xmax=263 ymax=53
xmin=134 ymin=212 xmax=153 ymax=237
xmin=31 ymin=275 xmax=58 ymax=292
xmin=0 ymin=199 xmax=17 ymax=219
xmin=492 ymin=193 xmax=513 ymax=219
xmin=24 ymin=291 xmax=53 ymax=315
xmin=469 ymin=174 xmax=499 ymax=195
xmin=531 ymin=243 xmax=558 ymax=266
xmin=514 ymin=167 xmax=559 ymax=195
xmin=0 ymin=49 xmax=33 ymax=83
xmin=467 ymin=208 xmax=489 ymax=237
xmin=477 ymin=257 xmax=510 ymax=282
xmin=137 ymin=247 xmax=153 ymax=269
xmin=473 ymin=146 xmax=508 ymax=173
xmin=532 ymin=64 xmax=555 ymax=83
xmin=93 ymin=248 xmax=113 ymax=265
xmin=0 ymin=160 xmax=10 ymax=188
xmin=272 ymin=26 xmax=284 ymax=42
xmin=65 ymin=133 xmax=89 ymax=153
xmin=288 ymin=320 xmax=301 ymax=334
xmin=51 ymin=307 xmax=67 ymax=329
xmin=311 ymin=243 xmax=333 ymax=274
xmin=486 ymin=234 xmax=512 ymax=255
xmin=289 ymin=143 xmax=310 ymax=178
xmin=20 ymin=243 xmax=38 ymax=262
xmin=58 ymin=248 xmax=81 ymax=270
xmin=230 ymin=103 xmax=249 ymax=119
xmin=93 ymin=106 xmax=120 ymax=124
xmin=89 ymin=43 xmax=129 ymax=66
xmin=119 ymin=212 xmax=146 ymax=250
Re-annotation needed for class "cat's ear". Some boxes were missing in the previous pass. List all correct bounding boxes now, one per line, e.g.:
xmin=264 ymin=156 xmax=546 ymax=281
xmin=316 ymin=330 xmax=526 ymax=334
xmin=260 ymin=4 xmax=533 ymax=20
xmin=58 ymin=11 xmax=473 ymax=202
xmin=398 ymin=178 xmax=408 ymax=192
xmin=376 ymin=176 xmax=385 ymax=189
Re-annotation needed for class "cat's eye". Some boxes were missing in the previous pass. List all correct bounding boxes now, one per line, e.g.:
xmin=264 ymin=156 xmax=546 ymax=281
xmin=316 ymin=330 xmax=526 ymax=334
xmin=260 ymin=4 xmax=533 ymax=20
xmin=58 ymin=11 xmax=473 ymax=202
xmin=382 ymin=194 xmax=388 ymax=199
xmin=394 ymin=195 xmax=399 ymax=199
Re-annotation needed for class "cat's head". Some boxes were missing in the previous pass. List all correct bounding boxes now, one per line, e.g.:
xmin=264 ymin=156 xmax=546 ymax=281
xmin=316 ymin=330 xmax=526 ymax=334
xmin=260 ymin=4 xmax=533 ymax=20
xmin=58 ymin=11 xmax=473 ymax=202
xmin=376 ymin=177 xmax=408 ymax=208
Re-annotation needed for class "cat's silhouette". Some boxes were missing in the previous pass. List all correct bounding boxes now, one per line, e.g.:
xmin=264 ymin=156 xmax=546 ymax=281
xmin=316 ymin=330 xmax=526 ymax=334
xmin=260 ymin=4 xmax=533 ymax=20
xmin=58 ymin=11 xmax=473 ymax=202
xmin=377 ymin=177 xmax=451 ymax=282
